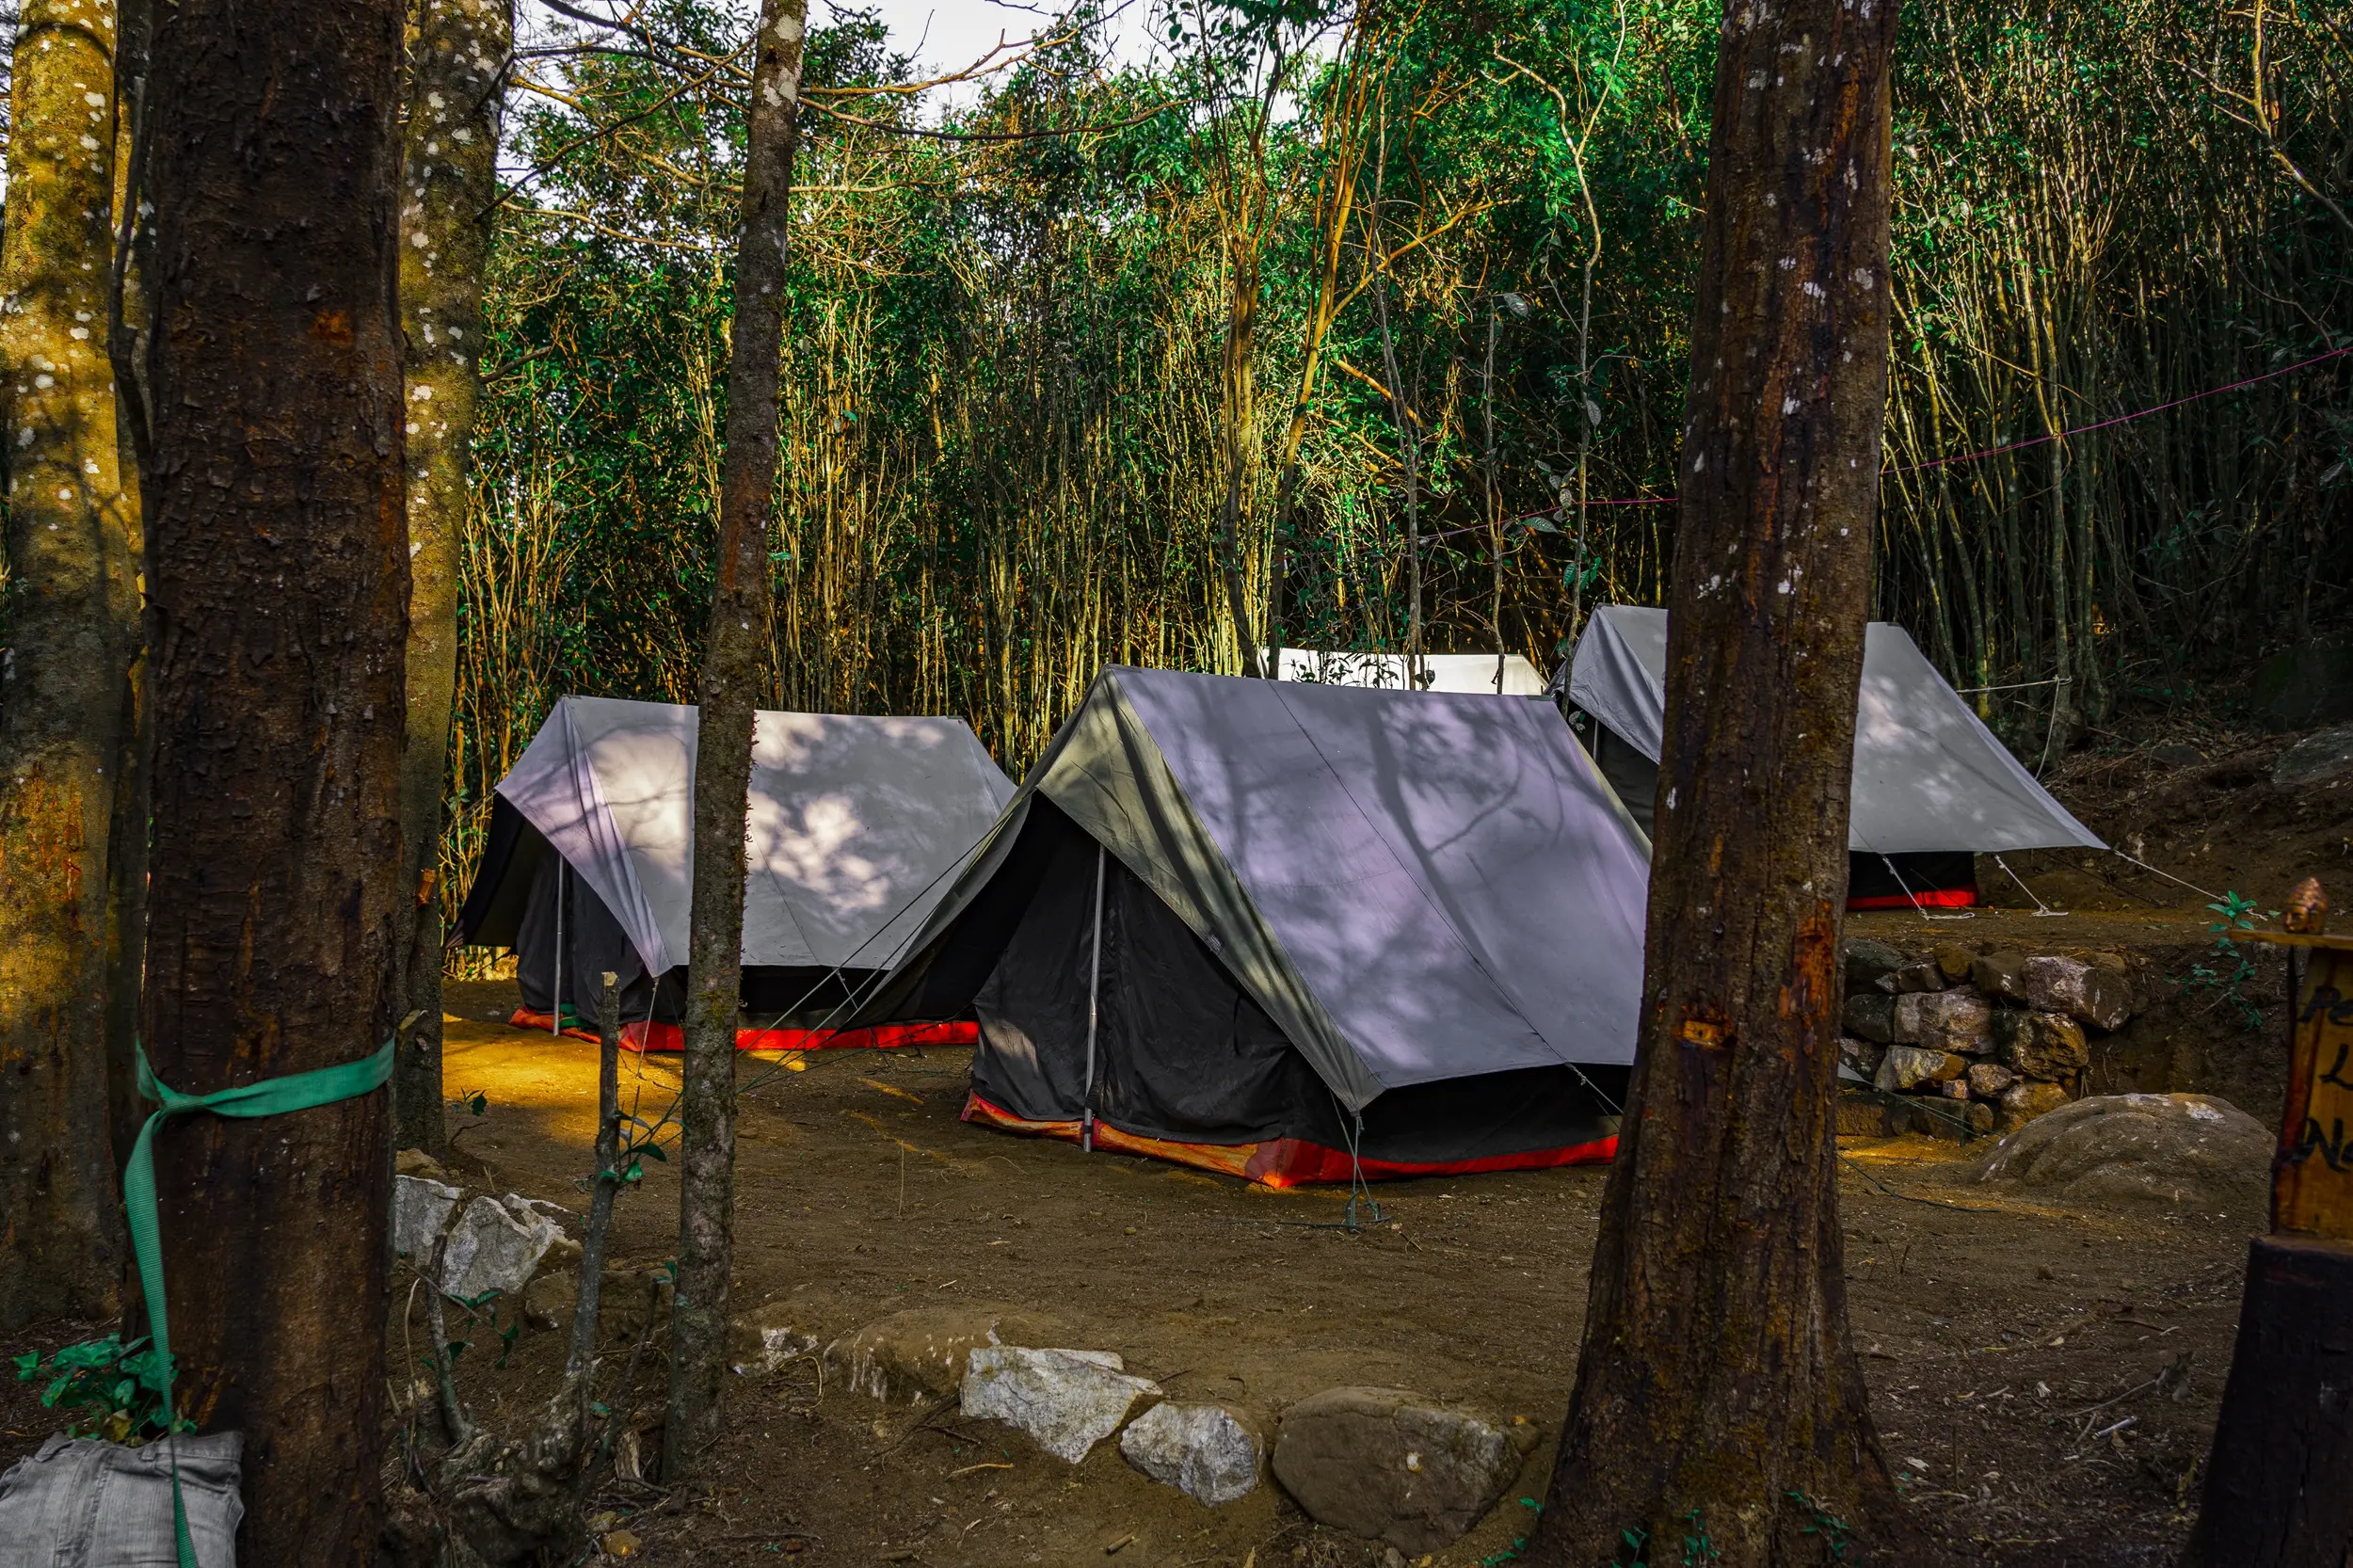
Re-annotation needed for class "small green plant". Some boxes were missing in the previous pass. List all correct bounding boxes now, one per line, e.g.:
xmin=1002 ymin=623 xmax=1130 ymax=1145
xmin=12 ymin=1335 xmax=186 ymax=1445
xmin=1609 ymin=1524 xmax=1648 ymax=1568
xmin=2176 ymin=890 xmax=2271 ymax=1032
xmin=1787 ymin=1490 xmax=1852 ymax=1560
xmin=1678 ymin=1507 xmax=1721 ymax=1565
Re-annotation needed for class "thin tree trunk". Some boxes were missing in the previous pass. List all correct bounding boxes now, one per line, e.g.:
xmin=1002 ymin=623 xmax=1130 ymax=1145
xmin=570 ymin=972 xmax=622 ymax=1383
xmin=1216 ymin=248 xmax=1265 ymax=678
xmin=665 ymin=0 xmax=804 ymax=1484
xmin=140 ymin=1 xmax=407 ymax=1557
xmin=392 ymin=0 xmax=515 ymax=1158
xmin=1529 ymin=0 xmax=1900 ymax=1557
xmin=0 ymin=0 xmax=139 ymax=1330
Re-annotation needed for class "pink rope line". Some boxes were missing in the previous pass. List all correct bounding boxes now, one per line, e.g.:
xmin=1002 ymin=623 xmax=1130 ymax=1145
xmin=1416 ymin=341 xmax=2353 ymax=546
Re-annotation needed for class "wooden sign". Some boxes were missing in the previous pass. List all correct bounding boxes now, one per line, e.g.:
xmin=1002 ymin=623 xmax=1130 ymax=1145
xmin=2274 ymin=940 xmax=2353 ymax=1242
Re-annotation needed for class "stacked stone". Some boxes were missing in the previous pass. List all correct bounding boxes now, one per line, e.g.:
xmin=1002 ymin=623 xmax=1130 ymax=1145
xmin=1838 ymin=939 xmax=2133 ymax=1136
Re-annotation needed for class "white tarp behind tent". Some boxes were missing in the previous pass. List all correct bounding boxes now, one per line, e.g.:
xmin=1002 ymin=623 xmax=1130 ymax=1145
xmin=1565 ymin=605 xmax=2104 ymax=855
xmin=1268 ymin=648 xmax=1549 ymax=696
xmin=490 ymin=696 xmax=1014 ymax=975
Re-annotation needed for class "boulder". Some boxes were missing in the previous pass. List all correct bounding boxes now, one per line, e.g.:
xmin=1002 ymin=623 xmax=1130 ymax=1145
xmin=1842 ymin=993 xmax=1897 ymax=1045
xmin=1271 ymin=1387 xmax=1523 ymax=1555
xmin=1836 ymin=1089 xmax=1913 ymax=1138
xmin=1843 ymin=939 xmax=1906 ymax=994
xmin=1993 ymin=1010 xmax=2089 ymax=1080
xmin=1966 ymin=1062 xmax=2019 ymax=1101
xmin=2249 ymin=634 xmax=2353 ymax=731
xmin=395 ymin=1147 xmax=451 ymax=1182
xmin=2274 ymin=722 xmax=2353 ymax=787
xmin=826 ymin=1305 xmax=1057 ymax=1405
xmin=1839 ymin=1038 xmax=1887 ymax=1082
xmin=1929 ymin=1077 xmax=1972 ymax=1101
xmin=521 ymin=1270 xmax=577 ymax=1332
xmin=1998 ymin=1080 xmax=2073 ymax=1130
xmin=1119 ymin=1401 xmax=1266 ymax=1506
xmin=1895 ymin=990 xmax=1993 ymax=1054
xmin=729 ymin=1300 xmax=824 ymax=1376
xmin=1932 ymin=943 xmax=1977 ymax=982
xmin=1889 ymin=959 xmax=1950 ymax=994
xmin=439 ymin=1194 xmax=562 ymax=1303
xmin=1970 ymin=952 xmax=2031 ymax=1006
xmin=1874 ymin=1045 xmax=1964 ymax=1093
xmin=2021 ymin=955 xmax=2132 ymax=1032
xmin=1972 ymin=1093 xmax=2271 ymax=1208
xmin=962 ymin=1347 xmax=1160 ymax=1463
xmin=392 ymin=1174 xmax=460 ymax=1262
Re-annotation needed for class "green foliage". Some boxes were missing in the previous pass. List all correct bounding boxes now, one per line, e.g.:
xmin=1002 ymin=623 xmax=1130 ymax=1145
xmin=12 ymin=1335 xmax=186 ymax=1446
xmin=2177 ymin=888 xmax=2268 ymax=1031
xmin=435 ymin=0 xmax=2350 ymax=920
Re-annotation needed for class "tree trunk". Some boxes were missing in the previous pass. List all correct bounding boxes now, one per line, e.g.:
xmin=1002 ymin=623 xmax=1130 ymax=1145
xmin=1528 ymin=0 xmax=1901 ymax=1560
xmin=392 ymin=0 xmax=515 ymax=1158
xmin=140 ymin=1 xmax=407 ymax=1559
xmin=0 ymin=0 xmax=140 ymax=1330
xmin=665 ymin=0 xmax=804 ymax=1484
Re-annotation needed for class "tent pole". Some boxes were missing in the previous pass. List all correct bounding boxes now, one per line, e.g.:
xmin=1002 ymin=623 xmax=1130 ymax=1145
xmin=1083 ymin=841 xmax=1105 ymax=1152
xmin=552 ymin=858 xmax=565 ymax=1035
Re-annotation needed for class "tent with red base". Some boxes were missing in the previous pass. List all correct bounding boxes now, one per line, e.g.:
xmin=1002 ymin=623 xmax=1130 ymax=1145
xmin=452 ymin=696 xmax=1013 ymax=1049
xmin=1559 ymin=606 xmax=2105 ymax=909
xmin=852 ymin=666 xmax=1651 ymax=1184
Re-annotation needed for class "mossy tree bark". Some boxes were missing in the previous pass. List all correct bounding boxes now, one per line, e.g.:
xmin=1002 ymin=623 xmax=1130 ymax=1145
xmin=1528 ymin=0 xmax=1902 ymax=1561
xmin=141 ymin=0 xmax=408 ymax=1556
xmin=0 ymin=0 xmax=139 ymax=1331
xmin=664 ymin=0 xmax=804 ymax=1483
xmin=392 ymin=0 xmax=515 ymax=1158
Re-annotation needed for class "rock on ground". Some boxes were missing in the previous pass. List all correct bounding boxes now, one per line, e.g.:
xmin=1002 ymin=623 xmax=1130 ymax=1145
xmin=1972 ymin=952 xmax=2031 ymax=1005
xmin=1932 ymin=942 xmax=1977 ymax=981
xmin=393 ymin=1174 xmax=460 ymax=1261
xmin=2273 ymin=721 xmax=2353 ymax=786
xmin=1119 ymin=1401 xmax=1265 ymax=1506
xmin=440 ymin=1194 xmax=562 ymax=1303
xmin=1844 ymin=939 xmax=1906 ymax=992
xmin=827 ymin=1305 xmax=1058 ymax=1404
xmin=2021 ymin=955 xmax=2132 ymax=1032
xmin=1840 ymin=1037 xmax=1886 ymax=1081
xmin=1875 ymin=1045 xmax=1964 ymax=1093
xmin=1973 ymin=1092 xmax=2271 ymax=1208
xmin=1843 ymin=992 xmax=1897 ymax=1044
xmin=1270 ymin=1386 xmax=1523 ymax=1555
xmin=962 ymin=1346 xmax=1160 ymax=1463
xmin=1896 ymin=989 xmax=1993 ymax=1054
xmin=1998 ymin=1080 xmax=2073 ymax=1130
xmin=1889 ymin=958 xmax=1950 ymax=994
xmin=1993 ymin=1010 xmax=2089 ymax=1080
xmin=1967 ymin=1061 xmax=2019 ymax=1100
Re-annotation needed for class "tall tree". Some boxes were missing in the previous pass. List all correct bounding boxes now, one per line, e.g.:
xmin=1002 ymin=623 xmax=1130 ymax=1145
xmin=140 ymin=0 xmax=408 ymax=1557
xmin=393 ymin=0 xmax=517 ymax=1157
xmin=0 ymin=0 xmax=139 ymax=1329
xmin=665 ymin=0 xmax=806 ymax=1482
xmin=1528 ymin=0 xmax=1901 ymax=1560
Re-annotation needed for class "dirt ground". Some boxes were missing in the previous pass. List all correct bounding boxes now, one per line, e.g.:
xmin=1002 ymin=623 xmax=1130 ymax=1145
xmin=4 ymin=718 xmax=2334 ymax=1566
xmin=316 ymin=976 xmax=2250 ymax=1567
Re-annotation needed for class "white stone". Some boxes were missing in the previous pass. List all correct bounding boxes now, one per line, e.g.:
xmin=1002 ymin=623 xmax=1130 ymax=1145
xmin=1120 ymin=1401 xmax=1264 ymax=1505
xmin=1874 ymin=1044 xmax=1963 ymax=1093
xmin=961 ymin=1346 xmax=1160 ymax=1463
xmin=439 ymin=1193 xmax=560 ymax=1303
xmin=1895 ymin=990 xmax=1993 ymax=1054
xmin=392 ymin=1174 xmax=459 ymax=1260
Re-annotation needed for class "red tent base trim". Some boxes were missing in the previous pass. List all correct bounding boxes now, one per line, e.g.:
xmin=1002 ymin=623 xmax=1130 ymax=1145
xmin=1848 ymin=888 xmax=1977 ymax=911
xmin=961 ymin=1092 xmax=1616 ymax=1188
xmin=506 ymin=1009 xmax=976 ymax=1054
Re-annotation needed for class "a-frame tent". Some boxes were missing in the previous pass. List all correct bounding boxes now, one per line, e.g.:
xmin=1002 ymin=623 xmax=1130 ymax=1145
xmin=453 ymin=696 xmax=1015 ymax=1048
xmin=856 ymin=666 xmax=1652 ymax=1186
xmin=1563 ymin=605 xmax=2105 ymax=906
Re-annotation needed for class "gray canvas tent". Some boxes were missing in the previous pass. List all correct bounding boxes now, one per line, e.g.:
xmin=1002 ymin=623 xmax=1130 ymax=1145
xmin=454 ymin=696 xmax=1014 ymax=1040
xmin=858 ymin=666 xmax=1651 ymax=1184
xmin=1564 ymin=605 xmax=2104 ymax=906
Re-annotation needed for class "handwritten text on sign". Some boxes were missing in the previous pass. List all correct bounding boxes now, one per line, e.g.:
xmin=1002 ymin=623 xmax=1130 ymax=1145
xmin=2278 ymin=946 xmax=2353 ymax=1240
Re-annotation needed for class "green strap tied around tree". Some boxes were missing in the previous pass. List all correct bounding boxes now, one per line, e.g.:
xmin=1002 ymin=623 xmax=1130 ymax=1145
xmin=122 ymin=1039 xmax=395 ymax=1568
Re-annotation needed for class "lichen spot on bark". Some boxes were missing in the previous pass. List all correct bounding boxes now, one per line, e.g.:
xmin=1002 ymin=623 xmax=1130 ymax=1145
xmin=309 ymin=309 xmax=353 ymax=346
